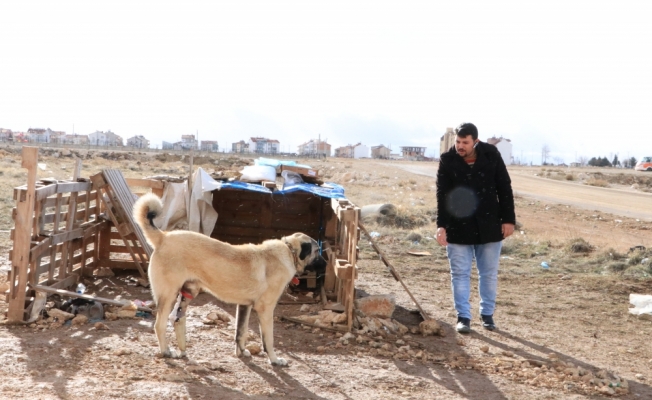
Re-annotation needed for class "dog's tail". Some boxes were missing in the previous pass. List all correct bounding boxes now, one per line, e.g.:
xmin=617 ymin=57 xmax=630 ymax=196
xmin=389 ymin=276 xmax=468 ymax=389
xmin=132 ymin=192 xmax=165 ymax=248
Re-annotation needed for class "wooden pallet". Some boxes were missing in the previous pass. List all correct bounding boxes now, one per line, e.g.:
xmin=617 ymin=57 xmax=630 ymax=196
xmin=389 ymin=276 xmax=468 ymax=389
xmin=90 ymin=169 xmax=152 ymax=278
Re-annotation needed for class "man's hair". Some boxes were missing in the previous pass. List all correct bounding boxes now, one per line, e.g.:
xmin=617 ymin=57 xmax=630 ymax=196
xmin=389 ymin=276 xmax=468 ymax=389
xmin=455 ymin=123 xmax=478 ymax=140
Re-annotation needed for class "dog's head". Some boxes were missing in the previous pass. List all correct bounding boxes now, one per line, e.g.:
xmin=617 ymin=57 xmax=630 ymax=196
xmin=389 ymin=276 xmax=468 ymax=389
xmin=283 ymin=233 xmax=327 ymax=276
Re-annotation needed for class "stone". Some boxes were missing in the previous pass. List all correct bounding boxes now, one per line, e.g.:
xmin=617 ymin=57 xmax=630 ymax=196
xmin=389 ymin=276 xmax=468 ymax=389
xmin=94 ymin=267 xmax=115 ymax=277
xmin=93 ymin=322 xmax=109 ymax=331
xmin=355 ymin=295 xmax=395 ymax=319
xmin=502 ymin=350 xmax=514 ymax=357
xmin=48 ymin=308 xmax=75 ymax=321
xmin=480 ymin=345 xmax=489 ymax=353
xmin=72 ymin=315 xmax=88 ymax=326
xmin=419 ymin=320 xmax=443 ymax=337
xmin=114 ymin=348 xmax=131 ymax=356
xmin=635 ymin=373 xmax=645 ymax=380
xmin=246 ymin=344 xmax=262 ymax=355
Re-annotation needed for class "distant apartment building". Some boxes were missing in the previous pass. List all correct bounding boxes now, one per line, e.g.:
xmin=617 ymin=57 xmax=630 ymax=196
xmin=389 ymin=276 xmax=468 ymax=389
xmin=163 ymin=135 xmax=198 ymax=151
xmin=486 ymin=136 xmax=513 ymax=165
xmin=439 ymin=127 xmax=455 ymax=155
xmin=400 ymin=146 xmax=427 ymax=161
xmin=88 ymin=130 xmax=123 ymax=146
xmin=26 ymin=128 xmax=67 ymax=143
xmin=248 ymin=137 xmax=279 ymax=154
xmin=27 ymin=128 xmax=47 ymax=142
xmin=298 ymin=139 xmax=331 ymax=157
xmin=371 ymin=144 xmax=391 ymax=159
xmin=201 ymin=140 xmax=219 ymax=152
xmin=127 ymin=135 xmax=150 ymax=149
xmin=231 ymin=140 xmax=248 ymax=153
xmin=334 ymin=143 xmax=369 ymax=159
xmin=63 ymin=134 xmax=89 ymax=145
xmin=0 ymin=128 xmax=13 ymax=142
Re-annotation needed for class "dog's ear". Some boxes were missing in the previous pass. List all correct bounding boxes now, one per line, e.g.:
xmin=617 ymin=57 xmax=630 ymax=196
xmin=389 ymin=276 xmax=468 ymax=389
xmin=299 ymin=242 xmax=312 ymax=260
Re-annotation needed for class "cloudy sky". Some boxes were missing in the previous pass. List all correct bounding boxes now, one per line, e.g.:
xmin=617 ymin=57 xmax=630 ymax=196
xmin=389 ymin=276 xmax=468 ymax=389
xmin=1 ymin=1 xmax=651 ymax=164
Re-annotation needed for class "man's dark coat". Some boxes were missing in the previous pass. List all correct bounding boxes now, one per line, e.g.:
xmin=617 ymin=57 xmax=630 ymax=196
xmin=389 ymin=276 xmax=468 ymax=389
xmin=436 ymin=141 xmax=516 ymax=244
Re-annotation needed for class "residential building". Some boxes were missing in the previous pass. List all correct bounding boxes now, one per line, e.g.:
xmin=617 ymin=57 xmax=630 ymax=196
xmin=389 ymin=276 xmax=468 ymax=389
xmin=232 ymin=140 xmax=248 ymax=153
xmin=439 ymin=127 xmax=455 ymax=155
xmin=400 ymin=146 xmax=427 ymax=160
xmin=248 ymin=137 xmax=279 ymax=154
xmin=63 ymin=134 xmax=89 ymax=145
xmin=298 ymin=139 xmax=331 ymax=157
xmin=486 ymin=136 xmax=513 ymax=165
xmin=166 ymin=135 xmax=198 ymax=151
xmin=371 ymin=144 xmax=391 ymax=159
xmin=0 ymin=128 xmax=13 ymax=142
xmin=334 ymin=143 xmax=369 ymax=159
xmin=27 ymin=128 xmax=49 ymax=143
xmin=201 ymin=140 xmax=219 ymax=152
xmin=127 ymin=135 xmax=150 ymax=149
xmin=88 ymin=130 xmax=123 ymax=146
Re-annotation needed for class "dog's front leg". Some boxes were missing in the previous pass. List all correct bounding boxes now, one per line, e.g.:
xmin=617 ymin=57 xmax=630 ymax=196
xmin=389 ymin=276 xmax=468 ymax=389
xmin=255 ymin=303 xmax=287 ymax=366
xmin=235 ymin=304 xmax=252 ymax=358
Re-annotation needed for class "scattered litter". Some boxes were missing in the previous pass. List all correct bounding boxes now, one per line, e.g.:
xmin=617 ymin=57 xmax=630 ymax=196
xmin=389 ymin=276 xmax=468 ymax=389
xmin=369 ymin=232 xmax=381 ymax=238
xmin=37 ymin=163 xmax=47 ymax=171
xmin=501 ymin=256 xmax=513 ymax=260
xmin=407 ymin=251 xmax=431 ymax=257
xmin=629 ymin=294 xmax=652 ymax=320
xmin=540 ymin=261 xmax=550 ymax=269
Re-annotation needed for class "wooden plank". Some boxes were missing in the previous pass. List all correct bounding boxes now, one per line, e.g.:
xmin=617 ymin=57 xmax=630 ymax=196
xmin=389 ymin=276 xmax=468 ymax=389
xmin=358 ymin=220 xmax=430 ymax=321
xmin=50 ymin=228 xmax=84 ymax=245
xmin=29 ymin=237 xmax=52 ymax=263
xmin=8 ymin=147 xmax=38 ymax=322
xmin=30 ymin=284 xmax=152 ymax=312
xmin=125 ymin=178 xmax=165 ymax=189
xmin=97 ymin=259 xmax=149 ymax=270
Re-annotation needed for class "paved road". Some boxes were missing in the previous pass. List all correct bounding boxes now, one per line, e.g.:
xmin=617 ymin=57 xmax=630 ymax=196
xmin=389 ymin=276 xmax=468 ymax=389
xmin=396 ymin=164 xmax=652 ymax=222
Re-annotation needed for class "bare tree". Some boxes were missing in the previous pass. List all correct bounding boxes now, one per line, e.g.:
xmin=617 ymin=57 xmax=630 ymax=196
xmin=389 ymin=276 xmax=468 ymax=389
xmin=541 ymin=145 xmax=550 ymax=165
xmin=577 ymin=156 xmax=588 ymax=166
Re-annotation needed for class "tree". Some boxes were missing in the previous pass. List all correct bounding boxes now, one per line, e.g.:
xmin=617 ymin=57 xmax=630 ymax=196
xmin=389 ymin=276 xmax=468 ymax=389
xmin=577 ymin=156 xmax=588 ymax=166
xmin=612 ymin=154 xmax=620 ymax=167
xmin=541 ymin=145 xmax=550 ymax=165
xmin=588 ymin=157 xmax=598 ymax=166
xmin=630 ymin=157 xmax=637 ymax=168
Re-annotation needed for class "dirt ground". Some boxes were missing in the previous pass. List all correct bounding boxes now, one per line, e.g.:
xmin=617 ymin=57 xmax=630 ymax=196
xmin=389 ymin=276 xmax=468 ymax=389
xmin=0 ymin=151 xmax=651 ymax=399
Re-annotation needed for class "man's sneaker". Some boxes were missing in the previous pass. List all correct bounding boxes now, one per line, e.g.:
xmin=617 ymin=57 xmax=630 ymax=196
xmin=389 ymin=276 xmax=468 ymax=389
xmin=456 ymin=317 xmax=471 ymax=333
xmin=481 ymin=314 xmax=496 ymax=331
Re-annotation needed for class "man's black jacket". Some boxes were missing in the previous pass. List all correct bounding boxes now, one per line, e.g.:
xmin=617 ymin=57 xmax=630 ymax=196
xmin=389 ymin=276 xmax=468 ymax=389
xmin=436 ymin=141 xmax=516 ymax=244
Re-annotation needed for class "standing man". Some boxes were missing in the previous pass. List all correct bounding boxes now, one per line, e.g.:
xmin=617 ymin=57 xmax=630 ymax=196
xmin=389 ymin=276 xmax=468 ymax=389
xmin=436 ymin=123 xmax=515 ymax=333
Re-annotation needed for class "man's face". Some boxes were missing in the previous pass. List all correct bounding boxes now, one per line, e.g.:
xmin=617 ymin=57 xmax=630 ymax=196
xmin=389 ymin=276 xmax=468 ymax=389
xmin=455 ymin=136 xmax=478 ymax=158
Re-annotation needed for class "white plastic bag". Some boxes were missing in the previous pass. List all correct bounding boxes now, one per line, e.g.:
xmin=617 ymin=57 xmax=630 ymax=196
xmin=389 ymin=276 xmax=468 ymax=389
xmin=629 ymin=294 xmax=652 ymax=319
xmin=240 ymin=165 xmax=276 ymax=182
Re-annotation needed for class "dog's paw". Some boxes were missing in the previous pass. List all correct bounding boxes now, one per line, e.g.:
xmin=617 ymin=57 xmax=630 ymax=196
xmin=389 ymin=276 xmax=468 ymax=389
xmin=159 ymin=350 xmax=173 ymax=358
xmin=270 ymin=357 xmax=288 ymax=367
xmin=242 ymin=349 xmax=251 ymax=358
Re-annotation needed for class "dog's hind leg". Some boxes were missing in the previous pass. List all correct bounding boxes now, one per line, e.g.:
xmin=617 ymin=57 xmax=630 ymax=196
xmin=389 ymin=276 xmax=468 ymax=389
xmin=254 ymin=302 xmax=287 ymax=366
xmin=154 ymin=293 xmax=177 ymax=358
xmin=174 ymin=286 xmax=198 ymax=357
xmin=235 ymin=304 xmax=252 ymax=358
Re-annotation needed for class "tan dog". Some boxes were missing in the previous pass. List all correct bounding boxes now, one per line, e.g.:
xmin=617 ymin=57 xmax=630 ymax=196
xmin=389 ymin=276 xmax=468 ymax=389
xmin=133 ymin=193 xmax=326 ymax=366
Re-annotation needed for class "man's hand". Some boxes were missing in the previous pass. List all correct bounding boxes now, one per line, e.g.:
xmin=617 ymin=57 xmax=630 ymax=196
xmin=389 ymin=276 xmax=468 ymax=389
xmin=502 ymin=223 xmax=515 ymax=239
xmin=436 ymin=227 xmax=448 ymax=246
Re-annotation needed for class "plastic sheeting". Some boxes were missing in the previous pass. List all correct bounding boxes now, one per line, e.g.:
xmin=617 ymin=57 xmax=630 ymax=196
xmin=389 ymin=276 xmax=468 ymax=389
xmin=151 ymin=167 xmax=347 ymax=236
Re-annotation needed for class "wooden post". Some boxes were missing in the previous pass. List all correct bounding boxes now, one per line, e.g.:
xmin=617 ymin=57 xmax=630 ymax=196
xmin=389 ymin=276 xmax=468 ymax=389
xmin=8 ymin=147 xmax=38 ymax=322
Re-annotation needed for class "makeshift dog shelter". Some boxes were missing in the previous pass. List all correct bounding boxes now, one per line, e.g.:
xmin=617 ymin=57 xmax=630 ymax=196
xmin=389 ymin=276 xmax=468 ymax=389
xmin=5 ymin=147 xmax=361 ymax=331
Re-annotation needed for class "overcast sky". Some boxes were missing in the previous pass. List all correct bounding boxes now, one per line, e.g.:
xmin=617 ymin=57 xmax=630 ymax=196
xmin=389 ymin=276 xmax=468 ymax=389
xmin=1 ymin=1 xmax=651 ymax=164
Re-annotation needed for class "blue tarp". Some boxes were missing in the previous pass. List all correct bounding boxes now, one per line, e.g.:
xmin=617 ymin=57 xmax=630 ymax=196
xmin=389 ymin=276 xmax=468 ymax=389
xmin=216 ymin=180 xmax=346 ymax=199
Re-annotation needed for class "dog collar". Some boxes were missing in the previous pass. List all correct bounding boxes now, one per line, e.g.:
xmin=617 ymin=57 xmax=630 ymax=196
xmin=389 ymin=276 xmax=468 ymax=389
xmin=283 ymin=239 xmax=300 ymax=270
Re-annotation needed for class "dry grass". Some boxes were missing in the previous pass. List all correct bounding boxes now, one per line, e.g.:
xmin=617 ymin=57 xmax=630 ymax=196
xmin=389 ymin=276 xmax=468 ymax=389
xmin=585 ymin=178 xmax=609 ymax=187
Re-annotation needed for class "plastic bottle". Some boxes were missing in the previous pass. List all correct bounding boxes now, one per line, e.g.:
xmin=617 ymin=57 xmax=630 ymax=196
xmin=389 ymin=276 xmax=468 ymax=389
xmin=76 ymin=283 xmax=86 ymax=294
